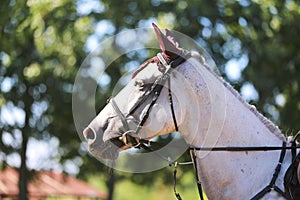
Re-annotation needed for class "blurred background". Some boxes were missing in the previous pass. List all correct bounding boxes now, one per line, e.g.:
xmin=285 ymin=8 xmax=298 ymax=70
xmin=1 ymin=0 xmax=300 ymax=199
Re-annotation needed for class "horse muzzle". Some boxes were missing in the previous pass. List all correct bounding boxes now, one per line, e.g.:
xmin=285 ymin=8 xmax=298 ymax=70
xmin=83 ymin=127 xmax=120 ymax=160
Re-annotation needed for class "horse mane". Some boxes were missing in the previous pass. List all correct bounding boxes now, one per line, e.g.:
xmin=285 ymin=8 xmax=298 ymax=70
xmin=193 ymin=52 xmax=286 ymax=141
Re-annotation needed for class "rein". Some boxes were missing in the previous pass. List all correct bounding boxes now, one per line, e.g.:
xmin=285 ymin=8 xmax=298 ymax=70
xmin=190 ymin=142 xmax=291 ymax=200
xmin=140 ymin=138 xmax=300 ymax=200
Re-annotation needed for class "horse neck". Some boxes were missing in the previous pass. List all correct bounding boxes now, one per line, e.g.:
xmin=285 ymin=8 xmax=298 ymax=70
xmin=175 ymin=57 xmax=285 ymax=149
xmin=174 ymin=58 xmax=290 ymax=199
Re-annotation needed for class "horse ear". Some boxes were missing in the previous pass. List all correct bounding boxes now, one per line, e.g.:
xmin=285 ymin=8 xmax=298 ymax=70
xmin=152 ymin=23 xmax=182 ymax=62
xmin=165 ymin=28 xmax=180 ymax=48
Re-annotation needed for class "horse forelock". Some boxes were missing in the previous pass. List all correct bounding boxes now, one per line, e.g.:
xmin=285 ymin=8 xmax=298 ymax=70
xmin=131 ymin=56 xmax=165 ymax=79
xmin=131 ymin=52 xmax=191 ymax=79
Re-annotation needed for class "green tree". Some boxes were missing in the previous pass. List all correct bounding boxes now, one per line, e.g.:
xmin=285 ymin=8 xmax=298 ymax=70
xmin=1 ymin=0 xmax=300 ymax=199
xmin=0 ymin=0 xmax=93 ymax=198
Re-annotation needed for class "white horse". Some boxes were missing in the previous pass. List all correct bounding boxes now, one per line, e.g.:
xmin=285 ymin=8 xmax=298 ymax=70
xmin=83 ymin=24 xmax=295 ymax=199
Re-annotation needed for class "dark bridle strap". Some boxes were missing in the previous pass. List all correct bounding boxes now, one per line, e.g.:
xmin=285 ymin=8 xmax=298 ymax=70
xmin=189 ymin=145 xmax=300 ymax=152
xmin=168 ymin=77 xmax=178 ymax=132
xmin=189 ymin=142 xmax=300 ymax=200
xmin=135 ymin=82 xmax=166 ymax=133
xmin=128 ymin=70 xmax=167 ymax=116
xmin=140 ymin=140 xmax=299 ymax=200
xmin=157 ymin=52 xmax=188 ymax=132
xmin=250 ymin=142 xmax=291 ymax=200
xmin=110 ymin=98 xmax=130 ymax=131
xmin=190 ymin=149 xmax=205 ymax=200
xmin=109 ymin=51 xmax=189 ymax=148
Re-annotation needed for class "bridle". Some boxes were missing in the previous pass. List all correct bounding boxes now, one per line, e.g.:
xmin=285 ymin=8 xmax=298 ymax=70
xmin=108 ymin=50 xmax=189 ymax=149
xmin=107 ymin=50 xmax=300 ymax=200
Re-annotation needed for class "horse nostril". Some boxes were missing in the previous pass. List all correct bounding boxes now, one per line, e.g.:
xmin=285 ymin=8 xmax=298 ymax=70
xmin=83 ymin=127 xmax=96 ymax=143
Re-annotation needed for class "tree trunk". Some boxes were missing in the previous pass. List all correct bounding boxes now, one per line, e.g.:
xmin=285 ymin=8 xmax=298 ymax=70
xmin=107 ymin=169 xmax=115 ymax=200
xmin=18 ymin=134 xmax=28 ymax=200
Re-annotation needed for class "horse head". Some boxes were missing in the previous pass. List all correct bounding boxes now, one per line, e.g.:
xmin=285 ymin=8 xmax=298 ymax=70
xmin=82 ymin=24 xmax=193 ymax=160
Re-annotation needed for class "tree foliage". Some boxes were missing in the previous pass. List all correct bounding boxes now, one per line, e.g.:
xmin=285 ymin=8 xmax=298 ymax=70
xmin=85 ymin=0 xmax=300 ymax=132
xmin=1 ymin=0 xmax=300 ymax=199
xmin=0 ymin=0 xmax=94 ymax=198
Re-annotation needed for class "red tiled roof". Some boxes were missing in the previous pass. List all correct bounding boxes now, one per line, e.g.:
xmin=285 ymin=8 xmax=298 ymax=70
xmin=0 ymin=167 xmax=107 ymax=199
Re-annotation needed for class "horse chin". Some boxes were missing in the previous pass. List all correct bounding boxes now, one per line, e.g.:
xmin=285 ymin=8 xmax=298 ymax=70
xmin=89 ymin=140 xmax=120 ymax=160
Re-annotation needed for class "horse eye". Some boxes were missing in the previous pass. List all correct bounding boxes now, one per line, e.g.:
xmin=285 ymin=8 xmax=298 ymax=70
xmin=134 ymin=79 xmax=144 ymax=89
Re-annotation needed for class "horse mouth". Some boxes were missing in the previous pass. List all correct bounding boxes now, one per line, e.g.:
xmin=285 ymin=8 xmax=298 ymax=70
xmin=87 ymin=133 xmax=143 ymax=160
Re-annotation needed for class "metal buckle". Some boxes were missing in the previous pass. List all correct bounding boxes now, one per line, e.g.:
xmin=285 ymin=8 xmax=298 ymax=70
xmin=119 ymin=130 xmax=141 ymax=148
xmin=157 ymin=53 xmax=171 ymax=73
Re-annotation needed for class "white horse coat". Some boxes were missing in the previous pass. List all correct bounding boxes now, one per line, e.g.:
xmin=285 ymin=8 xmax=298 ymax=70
xmin=83 ymin=24 xmax=292 ymax=200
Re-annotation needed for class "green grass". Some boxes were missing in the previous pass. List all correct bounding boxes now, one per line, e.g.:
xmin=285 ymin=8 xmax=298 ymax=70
xmin=87 ymin=171 xmax=208 ymax=200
